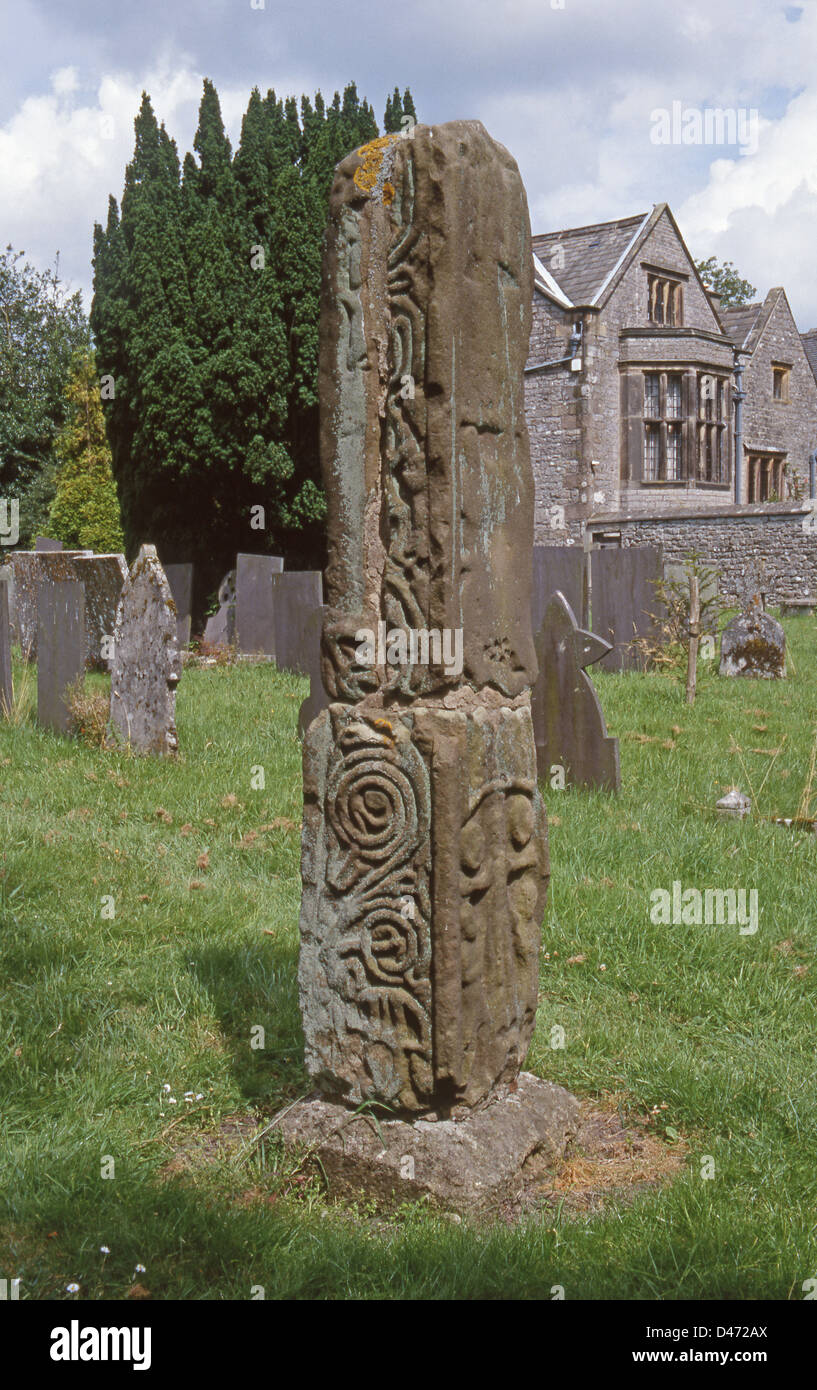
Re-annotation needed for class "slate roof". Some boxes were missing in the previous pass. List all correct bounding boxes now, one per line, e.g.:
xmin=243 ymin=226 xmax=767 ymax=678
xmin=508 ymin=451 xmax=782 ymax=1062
xmin=801 ymin=329 xmax=817 ymax=386
xmin=720 ymin=290 xmax=784 ymax=354
xmin=719 ymin=302 xmax=764 ymax=350
xmin=531 ymin=213 xmax=648 ymax=306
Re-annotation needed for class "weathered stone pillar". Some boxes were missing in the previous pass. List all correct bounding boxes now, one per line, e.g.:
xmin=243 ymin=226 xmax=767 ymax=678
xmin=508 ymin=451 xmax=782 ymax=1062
xmin=281 ymin=123 xmax=579 ymax=1211
xmin=300 ymin=122 xmax=548 ymax=1117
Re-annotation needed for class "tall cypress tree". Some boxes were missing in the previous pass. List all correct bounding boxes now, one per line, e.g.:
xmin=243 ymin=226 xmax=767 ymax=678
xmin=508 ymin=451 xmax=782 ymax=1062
xmin=92 ymin=80 xmax=418 ymax=610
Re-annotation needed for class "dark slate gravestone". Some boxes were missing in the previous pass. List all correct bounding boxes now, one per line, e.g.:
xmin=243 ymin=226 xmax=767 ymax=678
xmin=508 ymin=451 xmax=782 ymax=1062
xmin=532 ymin=590 xmax=620 ymax=792
xmin=6 ymin=551 xmax=123 ymax=665
xmin=235 ymin=554 xmax=284 ymax=656
xmin=271 ymin=571 xmax=324 ymax=674
xmin=164 ymin=563 xmax=193 ymax=648
xmin=297 ymin=603 xmax=328 ymax=738
xmin=720 ymin=606 xmax=786 ymax=678
xmin=35 ymin=537 xmax=63 ymax=552
xmin=37 ymin=579 xmax=85 ymax=733
xmin=532 ymin=546 xmax=588 ymax=635
xmin=0 ymin=575 xmax=12 ymax=715
xmin=590 ymin=545 xmax=663 ymax=672
xmin=203 ymin=569 xmax=236 ymax=646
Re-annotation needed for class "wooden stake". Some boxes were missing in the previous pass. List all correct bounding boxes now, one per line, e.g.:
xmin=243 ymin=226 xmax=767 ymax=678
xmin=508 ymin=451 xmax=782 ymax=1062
xmin=686 ymin=573 xmax=700 ymax=706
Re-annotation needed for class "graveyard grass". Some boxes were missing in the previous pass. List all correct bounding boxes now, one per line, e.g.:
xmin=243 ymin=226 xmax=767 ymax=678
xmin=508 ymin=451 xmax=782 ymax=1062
xmin=1 ymin=618 xmax=815 ymax=1301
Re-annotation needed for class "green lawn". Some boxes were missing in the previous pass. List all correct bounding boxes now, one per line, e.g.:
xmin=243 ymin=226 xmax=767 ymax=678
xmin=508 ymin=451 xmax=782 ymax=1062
xmin=1 ymin=619 xmax=815 ymax=1300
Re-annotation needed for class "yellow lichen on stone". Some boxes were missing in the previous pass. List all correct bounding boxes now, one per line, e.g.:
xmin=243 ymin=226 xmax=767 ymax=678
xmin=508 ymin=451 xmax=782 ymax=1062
xmin=353 ymin=133 xmax=400 ymax=199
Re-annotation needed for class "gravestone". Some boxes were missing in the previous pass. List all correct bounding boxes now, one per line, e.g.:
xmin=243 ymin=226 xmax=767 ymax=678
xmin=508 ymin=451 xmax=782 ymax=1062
xmin=590 ymin=545 xmax=664 ymax=671
xmin=270 ymin=570 xmax=323 ymax=674
xmin=109 ymin=545 xmax=180 ymax=754
xmin=719 ymin=606 xmax=786 ymax=678
xmin=203 ymin=569 xmax=236 ymax=646
xmin=37 ymin=579 xmax=85 ymax=733
xmin=0 ymin=576 xmax=12 ymax=715
xmin=0 ymin=563 xmax=16 ymax=644
xmin=664 ymin=560 xmax=718 ymax=618
xmin=297 ymin=603 xmax=328 ymax=737
xmin=277 ymin=121 xmax=579 ymax=1210
xmin=5 ymin=551 xmax=125 ymax=665
xmin=35 ymin=537 xmax=63 ymax=552
xmin=164 ymin=563 xmax=193 ymax=649
xmin=532 ymin=546 xmax=588 ymax=636
xmin=235 ymin=554 xmax=283 ymax=656
xmin=532 ymin=591 xmax=620 ymax=792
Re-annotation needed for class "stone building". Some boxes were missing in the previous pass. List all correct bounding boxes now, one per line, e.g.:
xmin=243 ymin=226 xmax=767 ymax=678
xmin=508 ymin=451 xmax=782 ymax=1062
xmin=525 ymin=202 xmax=817 ymax=549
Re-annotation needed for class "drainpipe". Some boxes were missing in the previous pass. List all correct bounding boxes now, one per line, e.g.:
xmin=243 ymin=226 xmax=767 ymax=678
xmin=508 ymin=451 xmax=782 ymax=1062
xmin=809 ymin=450 xmax=817 ymax=500
xmin=524 ymin=321 xmax=583 ymax=375
xmin=733 ymin=348 xmax=746 ymax=505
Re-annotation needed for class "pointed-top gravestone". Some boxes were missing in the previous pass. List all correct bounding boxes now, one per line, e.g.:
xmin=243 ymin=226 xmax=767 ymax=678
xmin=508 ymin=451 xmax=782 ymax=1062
xmin=109 ymin=545 xmax=180 ymax=754
xmin=532 ymin=590 xmax=620 ymax=793
xmin=35 ymin=537 xmax=63 ymax=552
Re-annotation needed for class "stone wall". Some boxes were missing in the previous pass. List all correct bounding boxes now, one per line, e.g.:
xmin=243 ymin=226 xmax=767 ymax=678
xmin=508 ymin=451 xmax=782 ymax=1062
xmin=525 ymin=292 xmax=583 ymax=546
xmin=739 ymin=291 xmax=817 ymax=501
xmin=590 ymin=503 xmax=817 ymax=604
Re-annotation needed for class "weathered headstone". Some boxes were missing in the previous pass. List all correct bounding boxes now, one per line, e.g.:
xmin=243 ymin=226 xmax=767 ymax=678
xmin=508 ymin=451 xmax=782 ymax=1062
xmin=203 ymin=569 xmax=236 ymax=646
xmin=590 ymin=545 xmax=664 ymax=671
xmin=164 ymin=563 xmax=193 ymax=649
xmin=297 ymin=603 xmax=328 ymax=738
xmin=235 ymin=554 xmax=283 ymax=656
xmin=109 ymin=545 xmax=180 ymax=754
xmin=37 ymin=579 xmax=85 ymax=733
xmin=4 ymin=551 xmax=125 ymax=665
xmin=270 ymin=570 xmax=323 ymax=674
xmin=532 ymin=591 xmax=620 ymax=792
xmin=35 ymin=537 xmax=63 ymax=552
xmin=277 ymin=121 xmax=578 ymax=1210
xmin=716 ymin=788 xmax=751 ymax=819
xmin=532 ymin=546 xmax=588 ymax=636
xmin=0 ymin=576 xmax=12 ymax=715
xmin=720 ymin=607 xmax=786 ymax=679
xmin=0 ymin=564 xmax=15 ymax=641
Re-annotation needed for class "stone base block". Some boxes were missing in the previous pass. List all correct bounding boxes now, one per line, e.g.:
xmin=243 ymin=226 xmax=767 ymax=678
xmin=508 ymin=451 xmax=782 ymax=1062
xmin=275 ymin=1072 xmax=580 ymax=1215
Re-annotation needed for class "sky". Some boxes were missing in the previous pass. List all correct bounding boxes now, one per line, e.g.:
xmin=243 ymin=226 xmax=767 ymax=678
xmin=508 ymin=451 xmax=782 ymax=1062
xmin=2 ymin=0 xmax=817 ymax=324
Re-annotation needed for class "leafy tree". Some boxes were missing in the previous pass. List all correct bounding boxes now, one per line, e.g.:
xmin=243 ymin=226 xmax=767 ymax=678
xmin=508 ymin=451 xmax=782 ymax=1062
xmin=48 ymin=347 xmax=125 ymax=553
xmin=695 ymin=257 xmax=756 ymax=308
xmin=0 ymin=246 xmax=89 ymax=543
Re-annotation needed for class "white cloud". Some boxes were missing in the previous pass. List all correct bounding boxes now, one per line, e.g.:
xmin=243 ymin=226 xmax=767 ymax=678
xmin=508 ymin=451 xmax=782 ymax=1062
xmin=0 ymin=60 xmax=268 ymax=308
xmin=678 ymin=83 xmax=817 ymax=326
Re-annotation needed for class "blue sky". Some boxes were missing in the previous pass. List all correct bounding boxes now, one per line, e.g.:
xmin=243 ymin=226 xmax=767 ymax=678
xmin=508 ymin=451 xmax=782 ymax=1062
xmin=2 ymin=0 xmax=816 ymax=323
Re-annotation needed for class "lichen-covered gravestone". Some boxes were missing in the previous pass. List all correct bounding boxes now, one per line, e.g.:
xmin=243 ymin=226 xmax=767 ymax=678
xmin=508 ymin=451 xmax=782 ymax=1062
xmin=277 ymin=121 xmax=579 ymax=1212
xmin=532 ymin=590 xmax=620 ymax=792
xmin=109 ymin=545 xmax=180 ymax=754
xmin=720 ymin=606 xmax=786 ymax=679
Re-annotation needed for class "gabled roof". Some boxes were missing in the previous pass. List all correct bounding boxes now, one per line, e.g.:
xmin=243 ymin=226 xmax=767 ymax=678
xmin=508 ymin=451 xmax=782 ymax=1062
xmin=719 ymin=302 xmax=762 ymax=349
xmin=532 ymin=213 xmax=648 ymax=306
xmin=721 ymin=289 xmax=792 ymax=357
xmin=800 ymin=329 xmax=817 ymax=386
